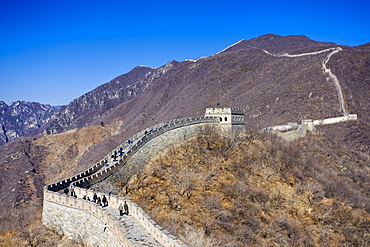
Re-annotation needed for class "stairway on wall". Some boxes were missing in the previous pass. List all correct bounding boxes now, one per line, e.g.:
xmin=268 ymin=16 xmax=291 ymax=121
xmin=104 ymin=206 xmax=163 ymax=247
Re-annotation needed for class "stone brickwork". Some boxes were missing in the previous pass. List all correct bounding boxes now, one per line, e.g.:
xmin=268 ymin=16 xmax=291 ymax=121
xmin=43 ymin=189 xmax=171 ymax=247
xmin=43 ymin=200 xmax=132 ymax=247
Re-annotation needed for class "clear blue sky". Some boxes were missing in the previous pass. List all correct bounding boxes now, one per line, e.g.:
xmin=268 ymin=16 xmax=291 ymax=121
xmin=0 ymin=0 xmax=369 ymax=106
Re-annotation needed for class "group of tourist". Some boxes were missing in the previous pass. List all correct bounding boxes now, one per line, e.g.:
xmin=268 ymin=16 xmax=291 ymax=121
xmin=65 ymin=187 xmax=129 ymax=216
xmin=106 ymin=146 xmax=127 ymax=166
xmin=83 ymin=193 xmax=108 ymax=207
xmin=63 ymin=186 xmax=109 ymax=207
xmin=63 ymin=185 xmax=77 ymax=198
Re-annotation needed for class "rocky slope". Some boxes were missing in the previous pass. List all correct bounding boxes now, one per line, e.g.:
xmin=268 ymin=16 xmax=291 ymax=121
xmin=0 ymin=101 xmax=57 ymax=146
xmin=0 ymin=34 xmax=369 ymax=245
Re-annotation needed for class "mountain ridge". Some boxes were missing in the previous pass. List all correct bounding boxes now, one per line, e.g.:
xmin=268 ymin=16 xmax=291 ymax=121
xmin=0 ymin=34 xmax=364 ymax=146
xmin=221 ymin=34 xmax=339 ymax=54
xmin=0 ymin=101 xmax=57 ymax=146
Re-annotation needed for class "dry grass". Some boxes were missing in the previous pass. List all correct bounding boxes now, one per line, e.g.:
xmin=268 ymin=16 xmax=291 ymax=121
xmin=121 ymin=128 xmax=370 ymax=246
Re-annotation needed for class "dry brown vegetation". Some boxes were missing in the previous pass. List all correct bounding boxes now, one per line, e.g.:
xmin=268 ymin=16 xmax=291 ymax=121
xmin=0 ymin=203 xmax=83 ymax=247
xmin=0 ymin=123 xmax=117 ymax=246
xmin=121 ymin=126 xmax=370 ymax=246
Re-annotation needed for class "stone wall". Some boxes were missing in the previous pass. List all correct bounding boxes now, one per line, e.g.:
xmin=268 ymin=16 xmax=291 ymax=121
xmin=43 ymin=191 xmax=135 ymax=247
xmin=43 ymin=187 xmax=184 ymax=247
xmin=274 ymin=120 xmax=314 ymax=141
xmin=313 ymin=114 xmax=357 ymax=125
xmin=47 ymin=116 xmax=219 ymax=190
xmin=43 ymin=115 xmax=221 ymax=247
xmin=266 ymin=114 xmax=358 ymax=141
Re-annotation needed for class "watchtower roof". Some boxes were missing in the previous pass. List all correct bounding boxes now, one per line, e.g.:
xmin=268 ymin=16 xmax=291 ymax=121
xmin=205 ymin=107 xmax=244 ymax=114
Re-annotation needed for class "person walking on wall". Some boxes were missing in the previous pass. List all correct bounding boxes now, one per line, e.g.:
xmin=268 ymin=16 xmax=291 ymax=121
xmin=119 ymin=203 xmax=124 ymax=216
xmin=102 ymin=195 xmax=108 ymax=207
xmin=124 ymin=201 xmax=129 ymax=215
xmin=97 ymin=196 xmax=102 ymax=206
xmin=69 ymin=186 xmax=75 ymax=197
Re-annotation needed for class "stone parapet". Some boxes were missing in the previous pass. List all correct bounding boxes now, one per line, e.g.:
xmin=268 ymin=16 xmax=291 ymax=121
xmin=43 ymin=191 xmax=137 ymax=247
xmin=46 ymin=116 xmax=219 ymax=191
xmin=43 ymin=187 xmax=185 ymax=247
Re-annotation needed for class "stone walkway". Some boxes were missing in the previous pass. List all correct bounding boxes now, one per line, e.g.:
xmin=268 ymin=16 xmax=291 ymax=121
xmin=103 ymin=206 xmax=163 ymax=247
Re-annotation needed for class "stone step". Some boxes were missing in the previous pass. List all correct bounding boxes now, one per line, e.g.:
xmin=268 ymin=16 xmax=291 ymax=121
xmin=104 ymin=206 xmax=163 ymax=247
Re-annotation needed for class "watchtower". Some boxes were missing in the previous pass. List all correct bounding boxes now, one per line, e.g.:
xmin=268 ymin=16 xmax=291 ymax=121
xmin=205 ymin=107 xmax=245 ymax=131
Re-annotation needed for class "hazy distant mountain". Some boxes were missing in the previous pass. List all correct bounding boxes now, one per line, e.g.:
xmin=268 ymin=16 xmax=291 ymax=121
xmin=0 ymin=101 xmax=57 ymax=146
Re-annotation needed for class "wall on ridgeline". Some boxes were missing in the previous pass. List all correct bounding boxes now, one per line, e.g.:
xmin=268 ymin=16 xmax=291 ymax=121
xmin=267 ymin=114 xmax=358 ymax=141
xmin=43 ymin=116 xmax=221 ymax=247
xmin=313 ymin=114 xmax=357 ymax=125
xmin=273 ymin=120 xmax=314 ymax=141
xmin=72 ymin=117 xmax=219 ymax=188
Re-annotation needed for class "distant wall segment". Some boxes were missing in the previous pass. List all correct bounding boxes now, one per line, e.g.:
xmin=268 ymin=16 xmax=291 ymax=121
xmin=265 ymin=114 xmax=358 ymax=141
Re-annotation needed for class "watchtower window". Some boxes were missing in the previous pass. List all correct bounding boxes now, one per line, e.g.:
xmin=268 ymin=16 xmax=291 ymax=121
xmin=220 ymin=117 xmax=222 ymax=121
xmin=225 ymin=117 xmax=227 ymax=121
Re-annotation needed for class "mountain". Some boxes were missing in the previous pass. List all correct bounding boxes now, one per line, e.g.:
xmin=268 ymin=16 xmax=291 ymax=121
xmin=76 ymin=33 xmax=369 ymax=165
xmin=0 ymin=34 xmax=369 ymax=245
xmin=39 ymin=64 xmax=173 ymax=134
xmin=0 ymin=65 xmax=162 ymax=146
xmin=0 ymin=101 xmax=57 ymax=146
xmin=0 ymin=63 xmax=169 ymax=144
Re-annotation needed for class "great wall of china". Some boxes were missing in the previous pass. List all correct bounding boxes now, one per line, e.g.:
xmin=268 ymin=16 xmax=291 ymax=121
xmin=42 ymin=108 xmax=245 ymax=247
xmin=42 ymin=47 xmax=358 ymax=246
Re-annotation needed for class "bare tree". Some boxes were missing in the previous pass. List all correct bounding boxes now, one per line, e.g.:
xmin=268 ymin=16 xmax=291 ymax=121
xmin=180 ymin=225 xmax=219 ymax=247
xmin=12 ymin=206 xmax=40 ymax=247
